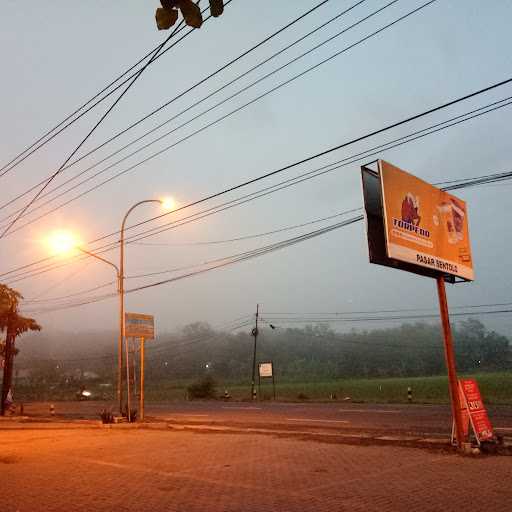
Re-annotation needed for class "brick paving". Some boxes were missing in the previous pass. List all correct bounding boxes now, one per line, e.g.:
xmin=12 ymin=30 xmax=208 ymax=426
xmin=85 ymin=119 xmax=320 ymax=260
xmin=1 ymin=428 xmax=511 ymax=511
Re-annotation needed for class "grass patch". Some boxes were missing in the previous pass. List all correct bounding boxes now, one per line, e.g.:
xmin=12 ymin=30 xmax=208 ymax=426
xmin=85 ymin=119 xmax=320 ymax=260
xmin=145 ymin=372 xmax=512 ymax=404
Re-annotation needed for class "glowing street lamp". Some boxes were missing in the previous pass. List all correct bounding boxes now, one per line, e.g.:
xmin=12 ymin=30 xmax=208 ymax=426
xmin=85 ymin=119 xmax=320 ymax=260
xmin=45 ymin=230 xmax=81 ymax=256
xmin=160 ymin=196 xmax=176 ymax=211
xmin=120 ymin=198 xmax=173 ymax=420
xmin=45 ymin=197 xmax=173 ymax=420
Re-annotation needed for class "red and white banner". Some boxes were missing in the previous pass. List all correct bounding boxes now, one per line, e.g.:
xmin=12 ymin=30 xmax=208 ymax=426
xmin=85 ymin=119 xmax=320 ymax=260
xmin=459 ymin=379 xmax=494 ymax=442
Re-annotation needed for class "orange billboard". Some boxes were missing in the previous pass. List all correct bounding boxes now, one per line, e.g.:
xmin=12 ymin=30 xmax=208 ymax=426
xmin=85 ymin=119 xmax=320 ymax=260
xmin=379 ymin=160 xmax=474 ymax=281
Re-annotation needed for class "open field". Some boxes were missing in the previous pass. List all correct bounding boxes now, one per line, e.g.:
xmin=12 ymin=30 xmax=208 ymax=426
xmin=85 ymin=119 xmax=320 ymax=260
xmin=141 ymin=371 xmax=512 ymax=404
xmin=15 ymin=371 xmax=512 ymax=404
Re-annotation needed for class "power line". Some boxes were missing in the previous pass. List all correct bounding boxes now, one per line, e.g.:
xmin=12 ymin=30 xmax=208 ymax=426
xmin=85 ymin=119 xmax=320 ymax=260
xmin=21 ymin=208 xmax=360 ymax=303
xmin=5 ymin=49 xmax=511 ymax=242
xmin=0 ymin=15 xmax=192 ymax=239
xmin=0 ymin=0 xmax=435 ymax=234
xmin=21 ymin=216 xmax=363 ymax=314
xmin=22 ymin=280 xmax=116 ymax=305
xmin=22 ymin=317 xmax=253 ymax=363
xmin=0 ymin=0 xmax=371 ymax=222
xmin=4 ymin=74 xmax=512 ymax=285
xmin=132 ymin=209 xmax=362 ymax=247
xmin=262 ymin=302 xmax=512 ymax=317
xmin=0 ymin=0 xmax=326 ymax=212
xmin=23 ymin=212 xmax=359 ymax=304
xmin=0 ymin=0 xmax=229 ymax=180
xmin=19 ymin=151 xmax=512 ymax=311
xmin=4 ymin=95 xmax=512 ymax=286
xmin=259 ymin=309 xmax=512 ymax=324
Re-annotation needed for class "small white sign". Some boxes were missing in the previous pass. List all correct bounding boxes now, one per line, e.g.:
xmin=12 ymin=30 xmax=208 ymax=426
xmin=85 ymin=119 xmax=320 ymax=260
xmin=258 ymin=362 xmax=273 ymax=378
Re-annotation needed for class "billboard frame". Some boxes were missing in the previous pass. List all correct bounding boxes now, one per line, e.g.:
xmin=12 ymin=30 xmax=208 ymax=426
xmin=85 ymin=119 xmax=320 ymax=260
xmin=361 ymin=161 xmax=472 ymax=283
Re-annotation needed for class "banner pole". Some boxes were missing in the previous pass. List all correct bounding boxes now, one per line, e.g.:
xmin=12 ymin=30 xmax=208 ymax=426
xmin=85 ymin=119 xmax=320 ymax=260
xmin=436 ymin=276 xmax=465 ymax=449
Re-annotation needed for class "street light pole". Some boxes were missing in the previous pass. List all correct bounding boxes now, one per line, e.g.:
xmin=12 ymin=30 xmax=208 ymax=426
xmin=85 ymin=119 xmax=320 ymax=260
xmin=76 ymin=248 xmax=122 ymax=413
xmin=119 ymin=200 xmax=163 ymax=421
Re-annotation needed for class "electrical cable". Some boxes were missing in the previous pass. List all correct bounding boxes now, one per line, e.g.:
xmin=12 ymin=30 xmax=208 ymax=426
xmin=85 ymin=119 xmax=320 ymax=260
xmin=0 ymin=14 xmax=192 ymax=239
xmin=0 ymin=0 xmax=432 ymax=232
xmin=259 ymin=309 xmax=512 ymax=324
xmin=5 ymin=96 xmax=512 ymax=286
xmin=132 ymin=209 xmax=362 ymax=247
xmin=0 ymin=0 xmax=370 ymax=221
xmin=4 ymin=81 xmax=512 ymax=285
xmin=0 ymin=0 xmax=322 ymax=209
xmin=0 ymin=0 xmax=230 ymax=180
xmin=21 ymin=208 xmax=360 ymax=302
xmin=21 ymin=316 xmax=253 ymax=363
xmin=262 ymin=301 xmax=512 ymax=317
xmin=20 ymin=216 xmax=364 ymax=314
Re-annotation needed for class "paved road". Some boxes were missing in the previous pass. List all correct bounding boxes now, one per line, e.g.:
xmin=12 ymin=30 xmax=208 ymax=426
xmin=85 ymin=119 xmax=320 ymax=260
xmin=1 ymin=426 xmax=511 ymax=511
xmin=18 ymin=400 xmax=512 ymax=438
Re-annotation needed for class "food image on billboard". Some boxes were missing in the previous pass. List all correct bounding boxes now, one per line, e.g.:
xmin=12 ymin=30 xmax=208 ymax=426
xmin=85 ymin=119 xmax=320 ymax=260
xmin=379 ymin=160 xmax=474 ymax=281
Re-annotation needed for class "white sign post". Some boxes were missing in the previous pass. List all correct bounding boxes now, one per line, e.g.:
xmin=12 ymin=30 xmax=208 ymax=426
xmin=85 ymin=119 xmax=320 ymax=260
xmin=258 ymin=361 xmax=276 ymax=399
xmin=258 ymin=362 xmax=273 ymax=378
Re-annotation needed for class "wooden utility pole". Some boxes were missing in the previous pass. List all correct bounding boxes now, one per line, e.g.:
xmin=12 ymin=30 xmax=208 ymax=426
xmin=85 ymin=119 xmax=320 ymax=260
xmin=250 ymin=304 xmax=259 ymax=400
xmin=436 ymin=277 xmax=465 ymax=449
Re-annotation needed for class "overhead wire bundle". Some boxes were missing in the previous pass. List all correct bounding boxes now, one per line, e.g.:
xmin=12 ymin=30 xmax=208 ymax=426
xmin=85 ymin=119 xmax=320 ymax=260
xmin=2 ymin=0 xmax=512 ymax=326
xmin=0 ymin=0 xmax=437 ymax=237
xmin=4 ymin=74 xmax=512 ymax=290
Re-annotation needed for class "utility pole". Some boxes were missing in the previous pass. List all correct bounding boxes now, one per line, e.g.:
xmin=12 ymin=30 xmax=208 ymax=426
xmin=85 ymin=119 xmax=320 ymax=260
xmin=250 ymin=304 xmax=259 ymax=401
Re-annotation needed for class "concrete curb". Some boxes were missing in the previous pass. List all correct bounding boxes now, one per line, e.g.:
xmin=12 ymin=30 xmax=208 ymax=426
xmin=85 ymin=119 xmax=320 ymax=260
xmin=1 ymin=417 xmax=510 ymax=454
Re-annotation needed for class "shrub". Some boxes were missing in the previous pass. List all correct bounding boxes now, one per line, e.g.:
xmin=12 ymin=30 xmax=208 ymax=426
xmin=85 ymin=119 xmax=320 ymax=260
xmin=99 ymin=409 xmax=114 ymax=424
xmin=187 ymin=376 xmax=217 ymax=400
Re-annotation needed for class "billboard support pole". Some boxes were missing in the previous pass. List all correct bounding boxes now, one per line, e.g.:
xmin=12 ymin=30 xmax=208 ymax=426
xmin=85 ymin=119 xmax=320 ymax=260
xmin=436 ymin=276 xmax=465 ymax=449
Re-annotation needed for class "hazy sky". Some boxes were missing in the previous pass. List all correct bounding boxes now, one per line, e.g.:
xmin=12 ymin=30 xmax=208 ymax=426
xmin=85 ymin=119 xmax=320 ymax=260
xmin=1 ymin=0 xmax=512 ymax=336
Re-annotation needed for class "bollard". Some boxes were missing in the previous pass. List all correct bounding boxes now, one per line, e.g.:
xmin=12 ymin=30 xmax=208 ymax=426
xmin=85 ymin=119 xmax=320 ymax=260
xmin=50 ymin=403 xmax=55 ymax=416
xmin=407 ymin=386 xmax=412 ymax=403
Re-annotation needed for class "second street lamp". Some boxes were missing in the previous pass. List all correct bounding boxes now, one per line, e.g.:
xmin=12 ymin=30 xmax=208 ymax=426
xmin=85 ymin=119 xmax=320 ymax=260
xmin=119 ymin=198 xmax=174 ymax=420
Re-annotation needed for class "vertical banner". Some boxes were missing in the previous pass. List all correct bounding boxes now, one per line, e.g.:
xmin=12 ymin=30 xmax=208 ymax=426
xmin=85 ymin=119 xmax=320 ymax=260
xmin=459 ymin=379 xmax=494 ymax=442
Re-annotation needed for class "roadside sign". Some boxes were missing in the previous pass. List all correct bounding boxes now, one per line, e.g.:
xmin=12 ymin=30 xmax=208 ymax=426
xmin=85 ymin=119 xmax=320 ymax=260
xmin=379 ymin=160 xmax=474 ymax=281
xmin=452 ymin=379 xmax=494 ymax=444
xmin=258 ymin=362 xmax=273 ymax=378
xmin=362 ymin=159 xmax=474 ymax=450
xmin=125 ymin=312 xmax=155 ymax=340
xmin=459 ymin=379 xmax=494 ymax=442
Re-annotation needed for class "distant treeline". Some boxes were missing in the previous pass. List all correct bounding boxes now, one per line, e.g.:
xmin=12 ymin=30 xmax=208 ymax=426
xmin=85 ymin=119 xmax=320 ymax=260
xmin=15 ymin=319 xmax=511 ymax=392
xmin=144 ymin=318 xmax=511 ymax=384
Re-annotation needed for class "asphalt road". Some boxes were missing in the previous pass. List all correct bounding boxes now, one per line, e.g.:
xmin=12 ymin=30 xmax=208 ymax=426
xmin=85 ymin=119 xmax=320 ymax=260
xmin=19 ymin=400 xmax=512 ymax=438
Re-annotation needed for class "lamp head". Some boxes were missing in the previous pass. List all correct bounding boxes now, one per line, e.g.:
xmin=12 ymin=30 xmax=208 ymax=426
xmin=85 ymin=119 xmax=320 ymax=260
xmin=46 ymin=229 xmax=80 ymax=256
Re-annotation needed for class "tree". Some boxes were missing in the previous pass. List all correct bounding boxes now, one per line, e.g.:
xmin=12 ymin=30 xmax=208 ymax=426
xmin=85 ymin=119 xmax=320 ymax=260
xmin=155 ymin=1 xmax=225 ymax=30
xmin=1 ymin=284 xmax=41 ymax=415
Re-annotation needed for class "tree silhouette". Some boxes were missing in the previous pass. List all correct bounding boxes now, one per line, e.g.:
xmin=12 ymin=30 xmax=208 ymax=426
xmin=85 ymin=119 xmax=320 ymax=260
xmin=1 ymin=284 xmax=41 ymax=415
